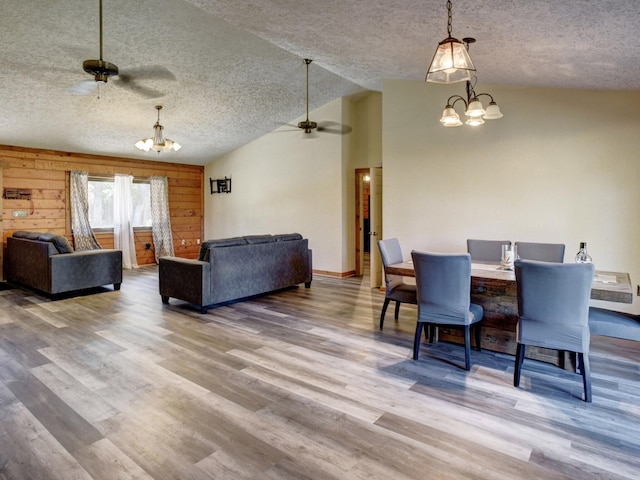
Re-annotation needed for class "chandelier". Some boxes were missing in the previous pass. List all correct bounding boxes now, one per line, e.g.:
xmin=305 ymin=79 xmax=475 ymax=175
xmin=425 ymin=0 xmax=475 ymax=84
xmin=135 ymin=105 xmax=181 ymax=153
xmin=437 ymin=38 xmax=503 ymax=127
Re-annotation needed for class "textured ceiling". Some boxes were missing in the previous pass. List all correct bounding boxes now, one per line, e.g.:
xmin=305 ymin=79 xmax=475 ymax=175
xmin=1 ymin=0 xmax=639 ymax=165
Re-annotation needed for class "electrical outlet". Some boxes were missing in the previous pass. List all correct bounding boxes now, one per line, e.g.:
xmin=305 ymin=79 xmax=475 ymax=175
xmin=12 ymin=210 xmax=28 ymax=217
xmin=196 ymin=239 xmax=200 ymax=245
xmin=181 ymin=239 xmax=186 ymax=246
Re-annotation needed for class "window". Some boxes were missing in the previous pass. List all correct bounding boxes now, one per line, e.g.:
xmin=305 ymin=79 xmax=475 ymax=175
xmin=88 ymin=177 xmax=152 ymax=229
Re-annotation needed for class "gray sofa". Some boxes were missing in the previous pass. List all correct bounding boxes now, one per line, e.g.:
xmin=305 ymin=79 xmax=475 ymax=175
xmin=159 ymin=233 xmax=312 ymax=312
xmin=5 ymin=231 xmax=122 ymax=295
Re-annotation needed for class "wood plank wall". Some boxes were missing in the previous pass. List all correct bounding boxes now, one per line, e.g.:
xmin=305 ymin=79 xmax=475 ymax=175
xmin=0 ymin=145 xmax=203 ymax=269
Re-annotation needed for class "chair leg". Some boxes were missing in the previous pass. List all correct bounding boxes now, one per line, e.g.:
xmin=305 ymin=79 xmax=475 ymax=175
xmin=413 ymin=323 xmax=423 ymax=360
xmin=514 ymin=343 xmax=526 ymax=387
xmin=379 ymin=298 xmax=391 ymax=330
xmin=463 ymin=325 xmax=471 ymax=371
xmin=394 ymin=301 xmax=401 ymax=320
xmin=579 ymin=352 xmax=592 ymax=403
xmin=474 ymin=322 xmax=482 ymax=352
xmin=429 ymin=324 xmax=437 ymax=343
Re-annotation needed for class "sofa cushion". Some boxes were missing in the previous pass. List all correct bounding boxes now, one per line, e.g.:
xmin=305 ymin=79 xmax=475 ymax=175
xmin=38 ymin=233 xmax=75 ymax=253
xmin=13 ymin=231 xmax=41 ymax=240
xmin=274 ymin=233 xmax=303 ymax=242
xmin=13 ymin=231 xmax=74 ymax=254
xmin=198 ymin=237 xmax=248 ymax=261
xmin=244 ymin=235 xmax=276 ymax=244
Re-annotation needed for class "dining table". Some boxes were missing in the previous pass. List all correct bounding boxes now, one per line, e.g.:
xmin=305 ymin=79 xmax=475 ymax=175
xmin=385 ymin=260 xmax=633 ymax=368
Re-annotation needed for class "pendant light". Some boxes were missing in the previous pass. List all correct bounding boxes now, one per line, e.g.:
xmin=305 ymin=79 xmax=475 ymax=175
xmin=426 ymin=0 xmax=475 ymax=84
xmin=437 ymin=38 xmax=504 ymax=127
xmin=135 ymin=105 xmax=181 ymax=153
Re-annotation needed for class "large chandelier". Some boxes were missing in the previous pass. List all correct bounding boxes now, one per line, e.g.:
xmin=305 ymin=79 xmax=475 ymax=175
xmin=425 ymin=0 xmax=475 ymax=84
xmin=437 ymin=38 xmax=503 ymax=127
xmin=135 ymin=105 xmax=181 ymax=153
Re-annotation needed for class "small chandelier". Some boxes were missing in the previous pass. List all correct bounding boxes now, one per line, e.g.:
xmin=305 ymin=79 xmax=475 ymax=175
xmin=437 ymin=39 xmax=503 ymax=127
xmin=426 ymin=0 xmax=475 ymax=84
xmin=135 ymin=105 xmax=181 ymax=153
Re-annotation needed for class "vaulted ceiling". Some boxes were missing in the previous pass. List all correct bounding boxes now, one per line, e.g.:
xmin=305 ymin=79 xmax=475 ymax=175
xmin=1 ymin=0 xmax=638 ymax=165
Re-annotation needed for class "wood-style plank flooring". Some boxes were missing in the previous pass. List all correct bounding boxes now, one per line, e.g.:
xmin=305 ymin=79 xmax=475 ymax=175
xmin=0 ymin=265 xmax=639 ymax=479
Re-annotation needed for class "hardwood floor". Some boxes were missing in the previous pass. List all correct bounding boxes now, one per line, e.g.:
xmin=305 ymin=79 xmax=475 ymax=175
xmin=0 ymin=265 xmax=639 ymax=479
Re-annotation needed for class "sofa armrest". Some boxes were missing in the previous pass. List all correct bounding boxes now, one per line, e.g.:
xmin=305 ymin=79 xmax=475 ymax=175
xmin=159 ymin=256 xmax=211 ymax=309
xmin=5 ymin=237 xmax=53 ymax=292
xmin=49 ymin=249 xmax=122 ymax=294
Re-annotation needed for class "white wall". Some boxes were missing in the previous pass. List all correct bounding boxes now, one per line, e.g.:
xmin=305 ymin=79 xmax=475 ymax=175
xmin=383 ymin=79 xmax=640 ymax=313
xmin=204 ymin=97 xmax=352 ymax=275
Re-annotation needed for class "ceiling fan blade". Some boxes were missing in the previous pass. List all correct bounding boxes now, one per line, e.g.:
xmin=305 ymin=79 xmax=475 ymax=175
xmin=113 ymin=76 xmax=166 ymax=98
xmin=120 ymin=65 xmax=176 ymax=81
xmin=68 ymin=79 xmax=99 ymax=95
xmin=317 ymin=121 xmax=352 ymax=135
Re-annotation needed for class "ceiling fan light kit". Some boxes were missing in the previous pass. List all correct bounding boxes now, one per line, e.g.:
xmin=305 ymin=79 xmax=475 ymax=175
xmin=135 ymin=105 xmax=181 ymax=153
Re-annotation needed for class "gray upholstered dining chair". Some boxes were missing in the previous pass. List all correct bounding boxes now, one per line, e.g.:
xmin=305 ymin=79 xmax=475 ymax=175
xmin=377 ymin=238 xmax=417 ymax=329
xmin=411 ymin=251 xmax=483 ymax=370
xmin=514 ymin=259 xmax=595 ymax=402
xmin=588 ymin=307 xmax=640 ymax=342
xmin=467 ymin=239 xmax=511 ymax=263
xmin=514 ymin=241 xmax=565 ymax=263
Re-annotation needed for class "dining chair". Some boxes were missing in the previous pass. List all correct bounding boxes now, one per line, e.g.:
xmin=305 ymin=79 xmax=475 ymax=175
xmin=467 ymin=239 xmax=511 ymax=263
xmin=377 ymin=238 xmax=417 ymax=329
xmin=588 ymin=307 xmax=640 ymax=342
xmin=411 ymin=251 xmax=483 ymax=370
xmin=514 ymin=241 xmax=565 ymax=263
xmin=514 ymin=259 xmax=595 ymax=402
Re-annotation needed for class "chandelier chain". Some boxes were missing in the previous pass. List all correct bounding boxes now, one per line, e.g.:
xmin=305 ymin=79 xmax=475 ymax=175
xmin=447 ymin=0 xmax=453 ymax=37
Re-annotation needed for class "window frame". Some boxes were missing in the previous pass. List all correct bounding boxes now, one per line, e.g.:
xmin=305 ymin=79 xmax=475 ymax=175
xmin=87 ymin=175 xmax=153 ymax=232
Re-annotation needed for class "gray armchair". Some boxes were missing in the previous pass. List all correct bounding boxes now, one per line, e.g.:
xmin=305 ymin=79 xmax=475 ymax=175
xmin=514 ymin=259 xmax=595 ymax=402
xmin=411 ymin=251 xmax=483 ymax=370
xmin=467 ymin=239 xmax=511 ymax=263
xmin=377 ymin=238 xmax=416 ymax=329
xmin=515 ymin=241 xmax=565 ymax=263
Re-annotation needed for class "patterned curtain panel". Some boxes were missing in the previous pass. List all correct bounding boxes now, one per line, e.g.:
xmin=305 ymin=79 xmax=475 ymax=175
xmin=150 ymin=176 xmax=175 ymax=263
xmin=70 ymin=170 xmax=102 ymax=250
xmin=114 ymin=174 xmax=139 ymax=269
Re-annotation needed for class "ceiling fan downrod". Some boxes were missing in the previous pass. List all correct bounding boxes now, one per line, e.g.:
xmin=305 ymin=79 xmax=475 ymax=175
xmin=83 ymin=0 xmax=118 ymax=83
xmin=298 ymin=58 xmax=317 ymax=133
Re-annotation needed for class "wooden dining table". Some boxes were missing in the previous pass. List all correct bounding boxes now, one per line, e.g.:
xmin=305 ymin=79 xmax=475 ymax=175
xmin=385 ymin=260 xmax=633 ymax=368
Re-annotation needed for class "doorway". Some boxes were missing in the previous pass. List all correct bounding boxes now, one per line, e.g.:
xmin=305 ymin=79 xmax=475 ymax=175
xmin=355 ymin=167 xmax=382 ymax=288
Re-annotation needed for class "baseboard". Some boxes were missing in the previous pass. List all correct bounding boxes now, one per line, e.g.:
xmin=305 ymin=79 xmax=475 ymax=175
xmin=312 ymin=269 xmax=356 ymax=278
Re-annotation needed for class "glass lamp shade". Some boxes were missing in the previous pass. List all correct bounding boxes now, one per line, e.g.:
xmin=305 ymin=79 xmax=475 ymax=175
xmin=135 ymin=138 xmax=154 ymax=152
xmin=135 ymin=123 xmax=181 ymax=152
xmin=483 ymin=102 xmax=504 ymax=119
xmin=426 ymin=37 xmax=476 ymax=84
xmin=465 ymin=116 xmax=485 ymax=126
xmin=440 ymin=107 xmax=463 ymax=127
xmin=465 ymin=99 xmax=486 ymax=118
xmin=153 ymin=139 xmax=181 ymax=152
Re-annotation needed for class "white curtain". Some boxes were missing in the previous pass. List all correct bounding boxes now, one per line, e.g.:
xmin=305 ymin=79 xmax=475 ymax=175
xmin=114 ymin=174 xmax=138 ymax=269
xmin=150 ymin=176 xmax=175 ymax=262
xmin=70 ymin=170 xmax=102 ymax=250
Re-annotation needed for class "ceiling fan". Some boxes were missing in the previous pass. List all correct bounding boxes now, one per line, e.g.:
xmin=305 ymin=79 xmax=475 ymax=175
xmin=295 ymin=58 xmax=351 ymax=136
xmin=69 ymin=0 xmax=175 ymax=98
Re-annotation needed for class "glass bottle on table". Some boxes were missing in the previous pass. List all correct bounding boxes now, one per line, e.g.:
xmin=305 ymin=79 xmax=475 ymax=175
xmin=575 ymin=242 xmax=592 ymax=264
